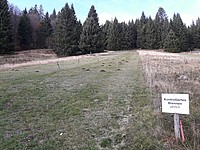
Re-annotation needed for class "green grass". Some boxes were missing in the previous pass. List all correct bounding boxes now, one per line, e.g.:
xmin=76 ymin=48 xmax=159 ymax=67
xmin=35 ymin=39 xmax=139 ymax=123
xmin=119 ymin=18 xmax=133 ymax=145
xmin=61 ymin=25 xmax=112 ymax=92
xmin=0 ymin=51 xmax=163 ymax=149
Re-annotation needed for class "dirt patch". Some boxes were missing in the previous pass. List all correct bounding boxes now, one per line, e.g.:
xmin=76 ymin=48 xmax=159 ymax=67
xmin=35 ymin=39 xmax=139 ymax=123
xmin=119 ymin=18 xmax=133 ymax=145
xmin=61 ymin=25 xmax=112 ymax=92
xmin=85 ymin=68 xmax=90 ymax=71
xmin=100 ymin=70 xmax=106 ymax=72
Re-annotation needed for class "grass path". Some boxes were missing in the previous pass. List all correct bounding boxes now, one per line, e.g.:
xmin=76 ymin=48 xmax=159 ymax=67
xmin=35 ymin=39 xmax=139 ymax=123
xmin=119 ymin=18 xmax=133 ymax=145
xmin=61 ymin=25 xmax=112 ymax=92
xmin=0 ymin=51 xmax=162 ymax=149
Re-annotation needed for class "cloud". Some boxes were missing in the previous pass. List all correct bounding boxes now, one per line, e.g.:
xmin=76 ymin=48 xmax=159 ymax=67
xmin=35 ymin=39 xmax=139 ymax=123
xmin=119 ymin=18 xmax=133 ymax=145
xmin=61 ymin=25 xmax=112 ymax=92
xmin=181 ymin=13 xmax=198 ymax=26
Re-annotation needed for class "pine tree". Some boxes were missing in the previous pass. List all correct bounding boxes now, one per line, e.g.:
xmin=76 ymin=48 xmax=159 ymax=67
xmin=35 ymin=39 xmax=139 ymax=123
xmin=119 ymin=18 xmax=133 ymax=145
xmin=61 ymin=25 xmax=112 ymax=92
xmin=52 ymin=3 xmax=81 ymax=56
xmin=17 ymin=9 xmax=33 ymax=50
xmin=79 ymin=5 xmax=104 ymax=54
xmin=164 ymin=29 xmax=180 ymax=53
xmin=0 ymin=0 xmax=14 ymax=54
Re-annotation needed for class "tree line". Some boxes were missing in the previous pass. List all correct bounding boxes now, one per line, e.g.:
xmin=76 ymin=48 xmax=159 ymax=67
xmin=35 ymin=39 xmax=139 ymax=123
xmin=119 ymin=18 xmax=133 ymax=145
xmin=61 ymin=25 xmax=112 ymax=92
xmin=1 ymin=0 xmax=200 ymax=55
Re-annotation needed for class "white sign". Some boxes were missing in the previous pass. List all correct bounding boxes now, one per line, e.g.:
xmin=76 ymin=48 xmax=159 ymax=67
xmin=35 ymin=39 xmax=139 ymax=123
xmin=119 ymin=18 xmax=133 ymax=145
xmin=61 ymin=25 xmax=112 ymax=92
xmin=162 ymin=94 xmax=189 ymax=114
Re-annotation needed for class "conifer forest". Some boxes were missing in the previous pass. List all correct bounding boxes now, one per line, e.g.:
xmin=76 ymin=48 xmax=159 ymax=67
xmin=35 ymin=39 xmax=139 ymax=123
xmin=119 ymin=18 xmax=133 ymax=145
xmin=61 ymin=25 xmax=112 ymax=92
xmin=1 ymin=0 xmax=200 ymax=55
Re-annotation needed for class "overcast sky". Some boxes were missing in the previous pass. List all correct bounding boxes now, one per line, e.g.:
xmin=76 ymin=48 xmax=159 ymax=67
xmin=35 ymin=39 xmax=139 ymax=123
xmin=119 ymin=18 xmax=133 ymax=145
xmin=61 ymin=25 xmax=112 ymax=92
xmin=8 ymin=0 xmax=200 ymax=26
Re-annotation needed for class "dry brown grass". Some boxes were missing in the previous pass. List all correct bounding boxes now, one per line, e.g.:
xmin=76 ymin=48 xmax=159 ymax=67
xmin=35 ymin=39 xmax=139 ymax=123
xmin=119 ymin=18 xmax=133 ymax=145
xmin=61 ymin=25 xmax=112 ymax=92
xmin=138 ymin=50 xmax=200 ymax=149
xmin=0 ymin=50 xmax=115 ymax=70
xmin=0 ymin=49 xmax=56 ymax=65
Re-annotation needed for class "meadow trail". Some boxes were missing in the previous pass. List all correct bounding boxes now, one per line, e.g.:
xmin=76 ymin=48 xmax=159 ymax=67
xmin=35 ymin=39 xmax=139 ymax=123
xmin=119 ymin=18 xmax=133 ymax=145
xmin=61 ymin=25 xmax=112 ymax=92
xmin=0 ymin=51 xmax=160 ymax=149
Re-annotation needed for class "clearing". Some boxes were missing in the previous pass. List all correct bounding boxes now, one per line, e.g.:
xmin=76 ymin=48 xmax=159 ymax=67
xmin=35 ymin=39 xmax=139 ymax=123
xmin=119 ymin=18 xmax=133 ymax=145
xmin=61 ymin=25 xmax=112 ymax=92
xmin=0 ymin=50 xmax=199 ymax=149
xmin=0 ymin=51 xmax=160 ymax=150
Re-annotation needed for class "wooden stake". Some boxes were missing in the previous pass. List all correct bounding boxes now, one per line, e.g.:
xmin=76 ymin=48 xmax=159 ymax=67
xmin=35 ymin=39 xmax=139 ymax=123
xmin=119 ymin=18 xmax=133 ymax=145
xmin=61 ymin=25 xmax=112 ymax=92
xmin=57 ymin=62 xmax=60 ymax=69
xmin=174 ymin=113 xmax=180 ymax=141
xmin=180 ymin=120 xmax=185 ymax=143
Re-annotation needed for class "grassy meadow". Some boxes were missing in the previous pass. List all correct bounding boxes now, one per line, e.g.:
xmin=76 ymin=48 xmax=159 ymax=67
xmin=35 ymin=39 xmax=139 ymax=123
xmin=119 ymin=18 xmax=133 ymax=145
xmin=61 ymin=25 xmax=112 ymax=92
xmin=0 ymin=50 xmax=199 ymax=149
xmin=0 ymin=51 xmax=163 ymax=150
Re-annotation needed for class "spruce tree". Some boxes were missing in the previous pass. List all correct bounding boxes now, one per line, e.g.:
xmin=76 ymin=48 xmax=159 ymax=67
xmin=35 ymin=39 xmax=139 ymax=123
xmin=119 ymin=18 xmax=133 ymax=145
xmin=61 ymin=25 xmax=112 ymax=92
xmin=50 ymin=9 xmax=57 ymax=20
xmin=0 ymin=0 xmax=14 ymax=54
xmin=17 ymin=9 xmax=33 ymax=50
xmin=28 ymin=5 xmax=41 ymax=49
xmin=145 ymin=17 xmax=156 ymax=49
xmin=154 ymin=7 xmax=168 ymax=49
xmin=36 ymin=12 xmax=53 ymax=48
xmin=124 ymin=21 xmax=132 ymax=50
xmin=190 ymin=21 xmax=196 ymax=49
xmin=107 ymin=19 xmax=133 ymax=51
xmin=193 ymin=18 xmax=200 ymax=48
xmin=134 ymin=19 xmax=140 ymax=48
xmin=170 ymin=13 xmax=190 ymax=51
xmin=187 ymin=25 xmax=194 ymax=50
xmin=52 ymin=3 xmax=81 ymax=56
xmin=79 ymin=5 xmax=104 ymax=54
xmin=119 ymin=22 xmax=126 ymax=50
xmin=162 ymin=18 xmax=171 ymax=45
xmin=126 ymin=20 xmax=137 ymax=49
xmin=50 ymin=9 xmax=57 ymax=29
xmin=164 ymin=29 xmax=180 ymax=53
xmin=102 ymin=20 xmax=111 ymax=50
xmin=10 ymin=5 xmax=21 ymax=50
xmin=107 ymin=18 xmax=121 ymax=51
xmin=137 ymin=12 xmax=147 ymax=49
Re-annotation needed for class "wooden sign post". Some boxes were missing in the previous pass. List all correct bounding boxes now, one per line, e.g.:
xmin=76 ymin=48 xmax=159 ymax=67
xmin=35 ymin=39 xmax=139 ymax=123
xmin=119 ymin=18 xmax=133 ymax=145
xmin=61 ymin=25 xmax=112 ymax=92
xmin=174 ymin=113 xmax=180 ymax=140
xmin=162 ymin=94 xmax=189 ymax=141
